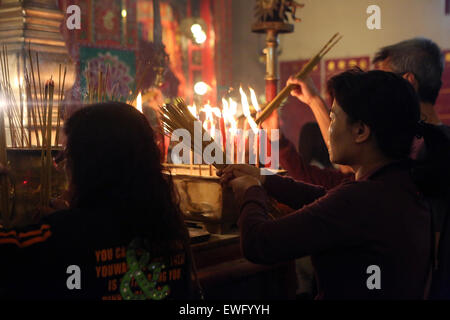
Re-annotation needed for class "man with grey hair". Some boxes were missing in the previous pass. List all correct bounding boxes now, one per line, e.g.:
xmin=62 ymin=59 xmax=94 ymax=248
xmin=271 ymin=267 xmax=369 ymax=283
xmin=279 ymin=37 xmax=450 ymax=299
xmin=373 ymin=38 xmax=444 ymax=127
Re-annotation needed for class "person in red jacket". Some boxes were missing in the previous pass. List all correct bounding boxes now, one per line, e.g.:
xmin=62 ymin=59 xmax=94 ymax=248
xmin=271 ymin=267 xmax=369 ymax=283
xmin=219 ymin=69 xmax=450 ymax=299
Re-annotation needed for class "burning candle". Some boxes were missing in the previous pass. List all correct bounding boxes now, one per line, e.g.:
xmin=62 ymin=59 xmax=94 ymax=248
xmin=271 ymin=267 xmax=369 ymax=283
xmin=219 ymin=115 xmax=226 ymax=153
xmin=249 ymin=87 xmax=261 ymax=113
xmin=249 ymin=87 xmax=261 ymax=167
xmin=229 ymin=98 xmax=238 ymax=164
xmin=200 ymin=103 xmax=222 ymax=142
xmin=206 ymin=103 xmax=221 ymax=175
xmin=221 ymin=98 xmax=230 ymax=162
xmin=240 ymin=87 xmax=258 ymax=134
xmin=222 ymin=97 xmax=239 ymax=164
xmin=188 ymin=103 xmax=198 ymax=174
xmin=240 ymin=87 xmax=259 ymax=165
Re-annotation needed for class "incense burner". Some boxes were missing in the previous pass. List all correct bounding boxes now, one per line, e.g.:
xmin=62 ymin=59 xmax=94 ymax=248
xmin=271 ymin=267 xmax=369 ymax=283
xmin=164 ymin=164 xmax=239 ymax=234
xmin=5 ymin=148 xmax=67 ymax=228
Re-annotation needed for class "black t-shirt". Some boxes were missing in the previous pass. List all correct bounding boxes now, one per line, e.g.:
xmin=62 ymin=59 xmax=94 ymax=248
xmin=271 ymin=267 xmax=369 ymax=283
xmin=0 ymin=208 xmax=191 ymax=300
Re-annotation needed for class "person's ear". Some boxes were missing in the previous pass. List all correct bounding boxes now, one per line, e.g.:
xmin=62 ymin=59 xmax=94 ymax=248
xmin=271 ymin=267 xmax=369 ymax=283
xmin=402 ymin=72 xmax=418 ymax=91
xmin=353 ymin=121 xmax=371 ymax=144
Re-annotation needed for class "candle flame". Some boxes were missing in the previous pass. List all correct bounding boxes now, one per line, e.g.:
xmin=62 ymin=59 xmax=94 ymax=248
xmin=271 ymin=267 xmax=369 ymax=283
xmin=249 ymin=87 xmax=261 ymax=112
xmin=136 ymin=92 xmax=143 ymax=113
xmin=222 ymin=98 xmax=238 ymax=134
xmin=240 ymin=87 xmax=258 ymax=134
xmin=200 ymin=103 xmax=221 ymax=138
xmin=188 ymin=103 xmax=198 ymax=118
xmin=200 ymin=103 xmax=222 ymax=119
xmin=221 ymin=98 xmax=228 ymax=115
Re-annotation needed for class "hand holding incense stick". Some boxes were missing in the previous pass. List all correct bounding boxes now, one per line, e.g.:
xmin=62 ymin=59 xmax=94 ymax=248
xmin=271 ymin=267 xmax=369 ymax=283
xmin=0 ymin=93 xmax=10 ymax=227
xmin=255 ymin=33 xmax=343 ymax=125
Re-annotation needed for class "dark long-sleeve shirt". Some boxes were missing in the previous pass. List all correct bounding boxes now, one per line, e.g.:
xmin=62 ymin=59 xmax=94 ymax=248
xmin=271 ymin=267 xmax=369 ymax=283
xmin=238 ymin=161 xmax=431 ymax=299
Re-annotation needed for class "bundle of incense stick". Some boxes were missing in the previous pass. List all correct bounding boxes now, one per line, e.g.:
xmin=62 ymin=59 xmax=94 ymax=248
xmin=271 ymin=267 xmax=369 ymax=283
xmin=0 ymin=46 xmax=30 ymax=148
xmin=55 ymin=64 xmax=67 ymax=146
xmin=255 ymin=33 xmax=343 ymax=125
xmin=39 ymin=79 xmax=55 ymax=208
xmin=0 ymin=87 xmax=10 ymax=226
xmin=0 ymin=44 xmax=68 ymax=220
xmin=22 ymin=46 xmax=67 ymax=207
xmin=0 ymin=46 xmax=63 ymax=224
xmin=160 ymin=98 xmax=226 ymax=170
xmin=20 ymin=46 xmax=67 ymax=149
xmin=84 ymin=63 xmax=146 ymax=105
xmin=0 ymin=46 xmax=19 ymax=224
xmin=85 ymin=67 xmax=108 ymax=104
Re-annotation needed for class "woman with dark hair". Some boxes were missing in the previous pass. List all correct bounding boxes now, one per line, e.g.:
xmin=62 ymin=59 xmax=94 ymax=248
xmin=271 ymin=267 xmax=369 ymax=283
xmin=218 ymin=69 xmax=450 ymax=299
xmin=0 ymin=102 xmax=198 ymax=300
